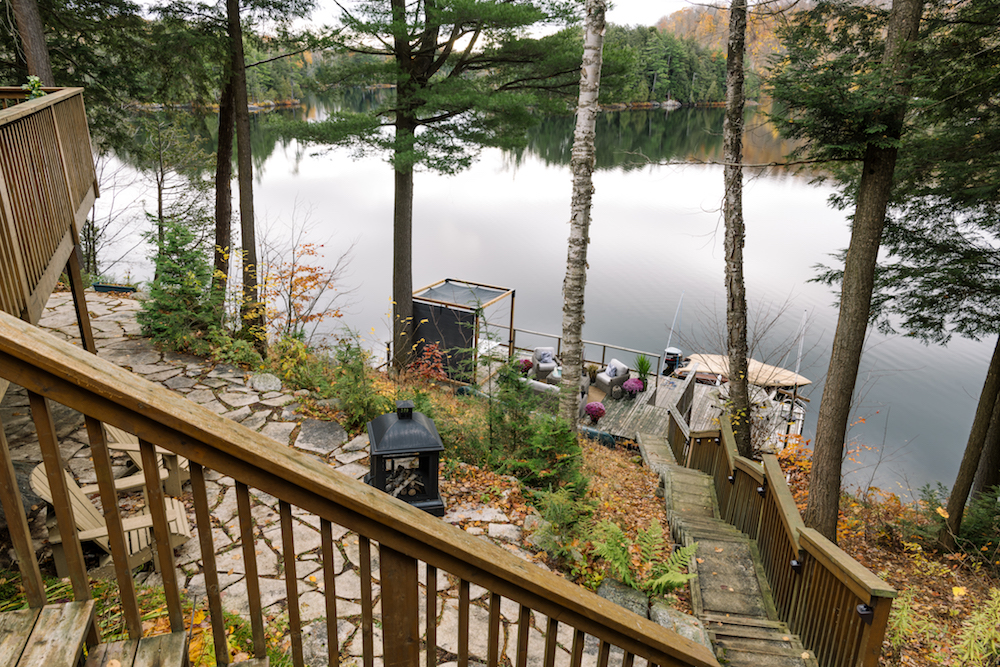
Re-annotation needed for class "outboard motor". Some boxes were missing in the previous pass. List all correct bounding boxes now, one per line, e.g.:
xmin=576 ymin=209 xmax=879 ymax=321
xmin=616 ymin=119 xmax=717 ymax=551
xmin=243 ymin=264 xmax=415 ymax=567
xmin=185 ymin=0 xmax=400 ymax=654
xmin=663 ymin=347 xmax=683 ymax=375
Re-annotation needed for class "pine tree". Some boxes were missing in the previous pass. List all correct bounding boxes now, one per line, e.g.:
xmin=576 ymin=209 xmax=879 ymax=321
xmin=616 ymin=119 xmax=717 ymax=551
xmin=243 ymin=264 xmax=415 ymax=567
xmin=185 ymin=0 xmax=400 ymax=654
xmin=287 ymin=0 xmax=581 ymax=370
xmin=769 ymin=0 xmax=924 ymax=541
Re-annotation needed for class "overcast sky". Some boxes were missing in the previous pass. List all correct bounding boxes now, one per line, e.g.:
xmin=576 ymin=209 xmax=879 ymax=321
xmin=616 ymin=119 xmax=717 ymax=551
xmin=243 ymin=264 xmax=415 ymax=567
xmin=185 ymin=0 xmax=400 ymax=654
xmin=308 ymin=1 xmax=702 ymax=31
xmin=605 ymin=0 xmax=699 ymax=27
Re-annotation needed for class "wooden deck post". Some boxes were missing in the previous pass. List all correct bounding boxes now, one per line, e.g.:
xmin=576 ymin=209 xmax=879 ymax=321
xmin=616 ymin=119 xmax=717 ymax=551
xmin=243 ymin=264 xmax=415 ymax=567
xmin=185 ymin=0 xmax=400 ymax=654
xmin=0 ymin=414 xmax=45 ymax=607
xmin=381 ymin=545 xmax=420 ymax=667
xmin=858 ymin=595 xmax=892 ymax=667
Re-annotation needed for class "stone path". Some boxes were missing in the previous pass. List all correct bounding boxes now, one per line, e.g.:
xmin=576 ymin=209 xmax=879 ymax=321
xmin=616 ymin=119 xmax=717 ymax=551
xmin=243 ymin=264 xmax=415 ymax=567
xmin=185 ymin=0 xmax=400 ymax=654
xmin=0 ymin=290 xmax=706 ymax=667
xmin=643 ymin=433 xmax=818 ymax=667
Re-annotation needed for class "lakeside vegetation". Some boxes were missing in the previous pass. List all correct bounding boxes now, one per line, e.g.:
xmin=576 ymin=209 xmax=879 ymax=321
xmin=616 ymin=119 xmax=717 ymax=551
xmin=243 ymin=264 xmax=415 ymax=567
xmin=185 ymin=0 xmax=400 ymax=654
xmin=6 ymin=0 xmax=1000 ymax=663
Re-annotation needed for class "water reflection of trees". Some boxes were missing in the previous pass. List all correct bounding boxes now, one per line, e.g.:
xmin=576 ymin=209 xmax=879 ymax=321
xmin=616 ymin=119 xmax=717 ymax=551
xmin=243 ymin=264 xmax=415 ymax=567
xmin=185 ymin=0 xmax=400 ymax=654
xmin=113 ymin=95 xmax=800 ymax=180
xmin=511 ymin=107 xmax=797 ymax=172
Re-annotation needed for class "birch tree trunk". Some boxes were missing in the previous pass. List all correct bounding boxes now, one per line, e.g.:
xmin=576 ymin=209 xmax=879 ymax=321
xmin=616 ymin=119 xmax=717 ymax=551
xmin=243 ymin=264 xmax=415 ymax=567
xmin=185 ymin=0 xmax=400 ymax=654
xmin=559 ymin=0 xmax=606 ymax=429
xmin=804 ymin=0 xmax=923 ymax=541
xmin=724 ymin=0 xmax=751 ymax=459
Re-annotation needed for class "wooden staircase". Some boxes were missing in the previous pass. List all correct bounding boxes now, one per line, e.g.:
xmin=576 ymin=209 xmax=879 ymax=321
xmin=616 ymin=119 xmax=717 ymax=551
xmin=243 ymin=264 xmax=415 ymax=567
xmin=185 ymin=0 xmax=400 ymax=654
xmin=0 ymin=601 xmax=188 ymax=667
xmin=662 ymin=463 xmax=818 ymax=667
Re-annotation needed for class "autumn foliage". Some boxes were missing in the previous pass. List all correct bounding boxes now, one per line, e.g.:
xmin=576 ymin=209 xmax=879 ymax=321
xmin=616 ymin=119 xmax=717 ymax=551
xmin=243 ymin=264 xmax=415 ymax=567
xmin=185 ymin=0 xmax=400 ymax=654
xmin=261 ymin=242 xmax=347 ymax=344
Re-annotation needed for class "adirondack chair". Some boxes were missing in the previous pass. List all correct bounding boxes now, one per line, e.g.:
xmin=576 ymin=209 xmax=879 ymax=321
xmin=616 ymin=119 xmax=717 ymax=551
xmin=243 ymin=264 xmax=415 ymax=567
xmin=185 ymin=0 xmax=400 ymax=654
xmin=104 ymin=423 xmax=190 ymax=496
xmin=29 ymin=465 xmax=191 ymax=578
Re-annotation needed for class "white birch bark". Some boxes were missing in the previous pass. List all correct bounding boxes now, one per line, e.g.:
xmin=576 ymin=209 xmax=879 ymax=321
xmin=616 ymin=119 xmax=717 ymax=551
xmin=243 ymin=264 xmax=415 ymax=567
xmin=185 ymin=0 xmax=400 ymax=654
xmin=559 ymin=0 xmax=606 ymax=429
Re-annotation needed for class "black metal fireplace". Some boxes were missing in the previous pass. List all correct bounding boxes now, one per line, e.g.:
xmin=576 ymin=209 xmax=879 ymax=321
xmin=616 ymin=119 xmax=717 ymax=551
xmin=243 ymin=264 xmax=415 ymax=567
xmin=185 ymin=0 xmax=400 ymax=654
xmin=365 ymin=400 xmax=445 ymax=516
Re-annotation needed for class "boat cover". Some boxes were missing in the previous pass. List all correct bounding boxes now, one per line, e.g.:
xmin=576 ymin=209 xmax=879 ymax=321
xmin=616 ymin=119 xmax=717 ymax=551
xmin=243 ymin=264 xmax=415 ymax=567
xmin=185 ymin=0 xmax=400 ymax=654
xmin=679 ymin=353 xmax=811 ymax=388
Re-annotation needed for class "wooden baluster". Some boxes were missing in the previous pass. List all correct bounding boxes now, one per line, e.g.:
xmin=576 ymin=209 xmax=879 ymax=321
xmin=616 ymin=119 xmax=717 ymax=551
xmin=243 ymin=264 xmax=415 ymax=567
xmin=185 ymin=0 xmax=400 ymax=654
xmin=321 ymin=519 xmax=339 ymax=667
xmin=381 ymin=545 xmax=418 ymax=667
xmin=569 ymin=630 xmax=585 ymax=667
xmin=515 ymin=605 xmax=530 ymax=667
xmin=788 ymin=552 xmax=809 ymax=636
xmin=859 ymin=595 xmax=892 ymax=667
xmin=236 ymin=481 xmax=267 ymax=658
xmin=280 ymin=501 xmax=304 ymax=667
xmin=190 ymin=462 xmax=228 ymax=665
xmin=458 ymin=579 xmax=470 ymax=667
xmin=845 ymin=608 xmax=864 ymax=667
xmin=359 ymin=536 xmax=374 ymax=667
xmin=85 ymin=417 xmax=139 ymax=638
xmin=596 ymin=641 xmax=611 ymax=667
xmin=826 ymin=584 xmax=850 ymax=667
xmin=487 ymin=593 xmax=501 ymax=667
xmin=138 ymin=438 xmax=183 ymax=632
xmin=28 ymin=393 xmax=92 ymax=614
xmin=543 ymin=617 xmax=558 ymax=667
xmin=425 ymin=564 xmax=437 ymax=667
xmin=0 ymin=413 xmax=44 ymax=607
xmin=621 ymin=651 xmax=635 ymax=667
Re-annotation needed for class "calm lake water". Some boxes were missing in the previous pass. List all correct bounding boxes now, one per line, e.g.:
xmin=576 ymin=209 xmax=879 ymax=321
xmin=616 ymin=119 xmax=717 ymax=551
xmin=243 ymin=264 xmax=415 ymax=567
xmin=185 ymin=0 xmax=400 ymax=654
xmin=105 ymin=97 xmax=996 ymax=497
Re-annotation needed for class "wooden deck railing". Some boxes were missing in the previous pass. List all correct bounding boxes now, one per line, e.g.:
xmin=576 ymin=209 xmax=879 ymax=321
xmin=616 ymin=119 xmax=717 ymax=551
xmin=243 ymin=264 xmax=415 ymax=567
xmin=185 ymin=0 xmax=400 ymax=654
xmin=0 ymin=310 xmax=720 ymax=667
xmin=0 ymin=87 xmax=97 ymax=326
xmin=680 ymin=415 xmax=895 ymax=667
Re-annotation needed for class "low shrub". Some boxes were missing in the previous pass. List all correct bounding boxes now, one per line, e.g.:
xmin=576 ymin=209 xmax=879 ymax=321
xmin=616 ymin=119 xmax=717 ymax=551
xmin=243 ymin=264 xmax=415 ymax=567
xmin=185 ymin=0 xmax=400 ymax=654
xmin=330 ymin=336 xmax=394 ymax=432
xmin=502 ymin=415 xmax=588 ymax=498
xmin=529 ymin=488 xmax=596 ymax=574
xmin=137 ymin=219 xmax=219 ymax=350
xmin=264 ymin=334 xmax=334 ymax=395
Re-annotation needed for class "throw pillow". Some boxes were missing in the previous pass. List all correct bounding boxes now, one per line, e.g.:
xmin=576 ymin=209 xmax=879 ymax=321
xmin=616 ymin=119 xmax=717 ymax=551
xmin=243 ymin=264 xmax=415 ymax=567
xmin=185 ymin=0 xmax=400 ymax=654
xmin=538 ymin=350 xmax=553 ymax=364
xmin=606 ymin=365 xmax=617 ymax=378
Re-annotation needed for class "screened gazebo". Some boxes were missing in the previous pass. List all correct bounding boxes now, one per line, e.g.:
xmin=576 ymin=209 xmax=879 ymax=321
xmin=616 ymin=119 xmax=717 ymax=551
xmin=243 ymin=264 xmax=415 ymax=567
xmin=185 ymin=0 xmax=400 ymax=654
xmin=412 ymin=279 xmax=515 ymax=383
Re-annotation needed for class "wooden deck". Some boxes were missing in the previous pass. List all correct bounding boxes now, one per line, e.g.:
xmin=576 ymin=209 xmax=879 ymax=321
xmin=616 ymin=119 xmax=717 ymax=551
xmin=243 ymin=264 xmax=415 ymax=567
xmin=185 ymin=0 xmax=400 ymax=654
xmin=598 ymin=388 xmax=671 ymax=441
xmin=597 ymin=378 xmax=723 ymax=442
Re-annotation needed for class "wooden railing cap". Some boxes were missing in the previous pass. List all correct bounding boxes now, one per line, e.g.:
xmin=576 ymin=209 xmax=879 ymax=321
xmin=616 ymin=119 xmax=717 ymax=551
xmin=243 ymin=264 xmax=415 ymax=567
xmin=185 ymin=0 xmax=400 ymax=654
xmin=799 ymin=527 xmax=897 ymax=600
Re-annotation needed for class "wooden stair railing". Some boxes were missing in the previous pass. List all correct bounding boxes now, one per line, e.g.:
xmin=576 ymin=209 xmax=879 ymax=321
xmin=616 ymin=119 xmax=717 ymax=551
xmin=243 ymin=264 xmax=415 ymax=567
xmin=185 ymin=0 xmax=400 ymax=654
xmin=676 ymin=413 xmax=896 ymax=667
xmin=0 ymin=86 xmax=100 ymax=405
xmin=0 ymin=310 xmax=720 ymax=667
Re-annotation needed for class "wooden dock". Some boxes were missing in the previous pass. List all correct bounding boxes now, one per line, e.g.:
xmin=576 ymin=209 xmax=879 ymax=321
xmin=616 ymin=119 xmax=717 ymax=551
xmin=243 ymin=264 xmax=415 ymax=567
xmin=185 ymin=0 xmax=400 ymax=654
xmin=597 ymin=377 xmax=723 ymax=442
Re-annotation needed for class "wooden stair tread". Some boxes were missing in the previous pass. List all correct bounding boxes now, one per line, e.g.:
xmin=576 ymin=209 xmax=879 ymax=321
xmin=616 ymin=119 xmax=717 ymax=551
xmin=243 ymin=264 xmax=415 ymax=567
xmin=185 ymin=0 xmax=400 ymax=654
xmin=0 ymin=608 xmax=41 ymax=666
xmin=12 ymin=601 xmax=95 ymax=667
xmin=232 ymin=658 xmax=270 ymax=667
xmin=701 ymin=613 xmax=789 ymax=629
xmin=84 ymin=632 xmax=187 ymax=667
xmin=707 ymin=623 xmax=799 ymax=642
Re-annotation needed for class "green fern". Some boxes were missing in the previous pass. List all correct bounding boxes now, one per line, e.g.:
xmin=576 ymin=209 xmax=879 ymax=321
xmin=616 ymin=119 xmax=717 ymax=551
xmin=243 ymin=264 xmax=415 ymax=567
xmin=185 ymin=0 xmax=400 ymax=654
xmin=646 ymin=542 xmax=698 ymax=595
xmin=637 ymin=519 xmax=666 ymax=564
xmin=594 ymin=519 xmax=697 ymax=595
xmin=593 ymin=520 xmax=637 ymax=589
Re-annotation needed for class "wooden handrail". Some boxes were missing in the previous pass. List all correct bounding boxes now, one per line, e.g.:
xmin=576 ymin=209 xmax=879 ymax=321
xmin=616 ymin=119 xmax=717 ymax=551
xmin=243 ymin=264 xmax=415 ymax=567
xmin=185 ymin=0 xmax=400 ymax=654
xmin=683 ymin=414 xmax=895 ymax=667
xmin=733 ymin=455 xmax=763 ymax=482
xmin=0 ymin=309 xmax=720 ymax=667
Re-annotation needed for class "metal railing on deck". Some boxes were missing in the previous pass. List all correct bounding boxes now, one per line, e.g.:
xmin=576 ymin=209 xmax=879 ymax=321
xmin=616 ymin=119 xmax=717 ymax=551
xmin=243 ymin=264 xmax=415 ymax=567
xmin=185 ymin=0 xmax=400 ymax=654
xmin=0 ymin=87 xmax=97 ymax=324
xmin=511 ymin=329 xmax=662 ymax=389
xmin=679 ymin=413 xmax=895 ymax=667
xmin=0 ymin=310 xmax=720 ymax=667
